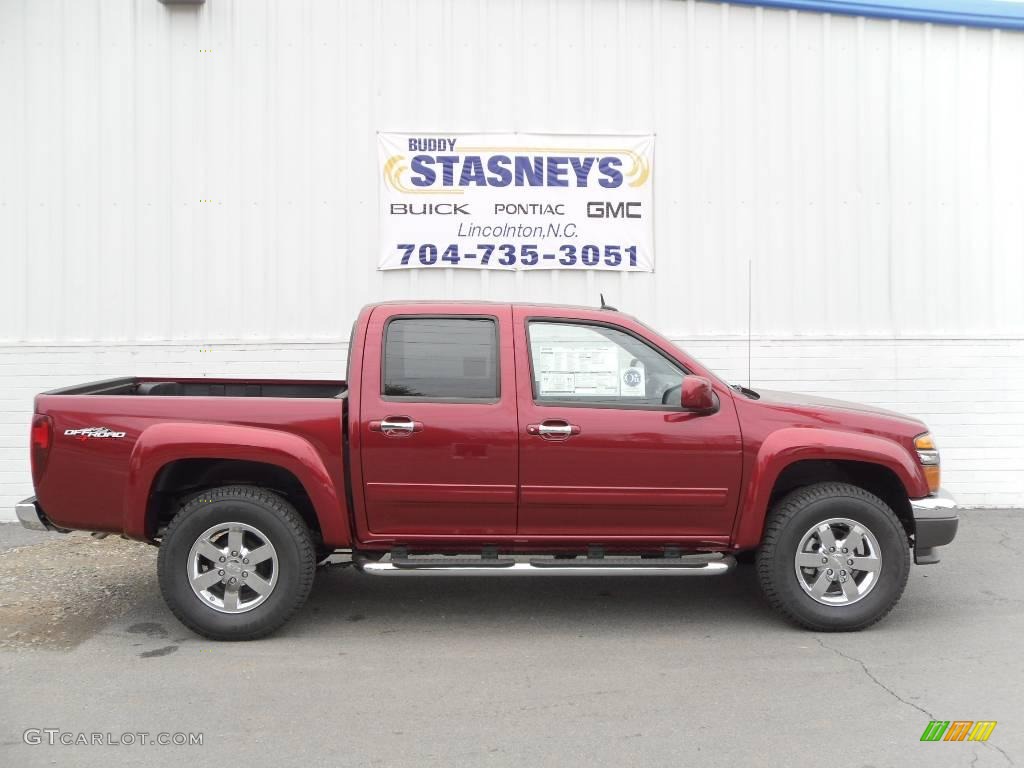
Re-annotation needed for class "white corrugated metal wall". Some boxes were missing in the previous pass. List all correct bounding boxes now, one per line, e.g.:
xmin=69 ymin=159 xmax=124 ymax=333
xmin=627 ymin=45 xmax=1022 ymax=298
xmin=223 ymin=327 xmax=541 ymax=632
xmin=1 ymin=0 xmax=1023 ymax=518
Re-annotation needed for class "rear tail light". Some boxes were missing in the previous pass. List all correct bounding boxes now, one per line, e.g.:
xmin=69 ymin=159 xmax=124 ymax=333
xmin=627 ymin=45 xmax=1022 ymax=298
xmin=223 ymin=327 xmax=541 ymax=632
xmin=30 ymin=414 xmax=53 ymax=484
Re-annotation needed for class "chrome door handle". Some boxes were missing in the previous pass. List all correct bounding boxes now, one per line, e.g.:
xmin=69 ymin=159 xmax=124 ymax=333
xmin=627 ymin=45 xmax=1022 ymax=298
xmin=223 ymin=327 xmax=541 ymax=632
xmin=538 ymin=425 xmax=573 ymax=436
xmin=370 ymin=417 xmax=423 ymax=436
xmin=527 ymin=421 xmax=581 ymax=440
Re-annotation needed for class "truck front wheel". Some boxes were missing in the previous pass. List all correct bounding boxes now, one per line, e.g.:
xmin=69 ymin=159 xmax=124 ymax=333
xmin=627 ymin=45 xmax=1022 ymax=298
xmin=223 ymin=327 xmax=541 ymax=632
xmin=756 ymin=482 xmax=910 ymax=631
xmin=157 ymin=485 xmax=316 ymax=640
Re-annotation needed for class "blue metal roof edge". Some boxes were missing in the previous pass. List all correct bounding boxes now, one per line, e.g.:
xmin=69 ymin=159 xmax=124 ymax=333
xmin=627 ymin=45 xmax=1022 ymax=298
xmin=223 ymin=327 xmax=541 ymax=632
xmin=722 ymin=0 xmax=1024 ymax=30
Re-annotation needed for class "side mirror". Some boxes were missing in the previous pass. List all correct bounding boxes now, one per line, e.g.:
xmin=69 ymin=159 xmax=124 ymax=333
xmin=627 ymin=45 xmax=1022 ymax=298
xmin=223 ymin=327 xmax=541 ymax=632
xmin=681 ymin=375 xmax=716 ymax=413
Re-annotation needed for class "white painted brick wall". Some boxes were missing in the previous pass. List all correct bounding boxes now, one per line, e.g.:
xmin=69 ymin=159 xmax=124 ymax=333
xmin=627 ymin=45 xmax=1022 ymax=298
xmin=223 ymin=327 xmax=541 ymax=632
xmin=3 ymin=336 xmax=1021 ymax=521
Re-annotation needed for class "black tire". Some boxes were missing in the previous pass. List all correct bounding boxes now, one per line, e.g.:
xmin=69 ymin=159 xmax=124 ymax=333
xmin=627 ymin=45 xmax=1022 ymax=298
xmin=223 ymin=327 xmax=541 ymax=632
xmin=756 ymin=482 xmax=910 ymax=632
xmin=157 ymin=485 xmax=316 ymax=641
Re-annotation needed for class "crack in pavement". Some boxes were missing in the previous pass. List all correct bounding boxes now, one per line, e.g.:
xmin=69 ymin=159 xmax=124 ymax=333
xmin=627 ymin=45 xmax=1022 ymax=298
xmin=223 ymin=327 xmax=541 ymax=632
xmin=991 ymin=526 xmax=1014 ymax=554
xmin=985 ymin=742 xmax=1014 ymax=766
xmin=814 ymin=637 xmax=1015 ymax=767
xmin=814 ymin=637 xmax=935 ymax=718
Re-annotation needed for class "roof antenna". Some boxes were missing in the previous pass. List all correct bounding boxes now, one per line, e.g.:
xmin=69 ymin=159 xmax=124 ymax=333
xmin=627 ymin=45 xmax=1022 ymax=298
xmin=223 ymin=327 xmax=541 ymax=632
xmin=599 ymin=293 xmax=618 ymax=311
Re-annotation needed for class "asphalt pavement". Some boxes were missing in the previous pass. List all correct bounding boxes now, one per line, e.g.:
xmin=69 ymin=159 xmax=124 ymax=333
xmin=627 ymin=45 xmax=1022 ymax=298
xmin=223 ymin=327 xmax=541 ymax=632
xmin=0 ymin=510 xmax=1020 ymax=767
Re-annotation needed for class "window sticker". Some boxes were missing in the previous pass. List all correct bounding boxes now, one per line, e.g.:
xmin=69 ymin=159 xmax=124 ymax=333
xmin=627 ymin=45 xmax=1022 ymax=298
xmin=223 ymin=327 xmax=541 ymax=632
xmin=538 ymin=372 xmax=575 ymax=394
xmin=535 ymin=342 xmax=623 ymax=396
xmin=620 ymin=363 xmax=645 ymax=397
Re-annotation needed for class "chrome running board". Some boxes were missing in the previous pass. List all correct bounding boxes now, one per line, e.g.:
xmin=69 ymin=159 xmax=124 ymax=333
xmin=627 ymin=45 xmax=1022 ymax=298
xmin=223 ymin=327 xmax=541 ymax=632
xmin=356 ymin=553 xmax=735 ymax=577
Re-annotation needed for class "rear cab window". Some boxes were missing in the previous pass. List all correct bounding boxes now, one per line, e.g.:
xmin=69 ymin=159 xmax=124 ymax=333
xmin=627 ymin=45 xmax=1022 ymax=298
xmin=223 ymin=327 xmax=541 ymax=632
xmin=383 ymin=317 xmax=499 ymax=401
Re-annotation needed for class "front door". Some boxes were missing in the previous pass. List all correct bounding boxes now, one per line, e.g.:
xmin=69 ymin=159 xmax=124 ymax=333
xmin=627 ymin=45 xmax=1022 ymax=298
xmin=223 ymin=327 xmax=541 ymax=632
xmin=358 ymin=305 xmax=518 ymax=536
xmin=514 ymin=307 xmax=743 ymax=539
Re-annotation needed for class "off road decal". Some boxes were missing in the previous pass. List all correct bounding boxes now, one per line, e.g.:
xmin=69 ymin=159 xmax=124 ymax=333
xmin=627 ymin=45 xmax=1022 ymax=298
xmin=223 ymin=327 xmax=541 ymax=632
xmin=64 ymin=427 xmax=126 ymax=441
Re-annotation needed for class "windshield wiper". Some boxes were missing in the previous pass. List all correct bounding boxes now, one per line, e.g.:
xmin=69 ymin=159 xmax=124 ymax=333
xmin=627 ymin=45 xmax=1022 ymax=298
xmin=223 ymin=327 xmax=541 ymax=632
xmin=730 ymin=384 xmax=760 ymax=400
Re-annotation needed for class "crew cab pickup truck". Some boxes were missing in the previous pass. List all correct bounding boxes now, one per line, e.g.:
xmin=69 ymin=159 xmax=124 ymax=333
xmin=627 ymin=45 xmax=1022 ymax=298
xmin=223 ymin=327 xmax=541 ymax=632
xmin=17 ymin=301 xmax=959 ymax=640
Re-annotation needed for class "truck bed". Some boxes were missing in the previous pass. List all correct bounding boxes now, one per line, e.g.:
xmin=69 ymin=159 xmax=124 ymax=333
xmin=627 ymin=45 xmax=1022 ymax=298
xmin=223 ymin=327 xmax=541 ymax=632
xmin=32 ymin=377 xmax=348 ymax=537
xmin=45 ymin=377 xmax=346 ymax=399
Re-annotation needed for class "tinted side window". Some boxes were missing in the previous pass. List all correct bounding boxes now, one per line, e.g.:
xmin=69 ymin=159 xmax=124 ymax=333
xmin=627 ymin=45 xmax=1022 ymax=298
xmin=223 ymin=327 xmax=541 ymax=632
xmin=384 ymin=318 xmax=498 ymax=400
xmin=528 ymin=321 xmax=683 ymax=407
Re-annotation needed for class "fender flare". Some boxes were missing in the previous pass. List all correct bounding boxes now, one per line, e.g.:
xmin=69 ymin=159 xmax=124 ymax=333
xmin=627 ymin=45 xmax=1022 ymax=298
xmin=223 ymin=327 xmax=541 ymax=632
xmin=732 ymin=427 xmax=926 ymax=549
xmin=123 ymin=421 xmax=349 ymax=546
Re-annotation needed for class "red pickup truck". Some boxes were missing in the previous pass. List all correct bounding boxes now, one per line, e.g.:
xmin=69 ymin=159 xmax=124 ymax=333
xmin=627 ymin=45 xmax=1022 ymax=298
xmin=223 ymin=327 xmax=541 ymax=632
xmin=17 ymin=301 xmax=959 ymax=640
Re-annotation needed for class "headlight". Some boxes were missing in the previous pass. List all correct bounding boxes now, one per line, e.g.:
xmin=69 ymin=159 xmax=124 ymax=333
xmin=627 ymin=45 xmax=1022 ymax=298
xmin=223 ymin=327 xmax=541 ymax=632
xmin=914 ymin=432 xmax=941 ymax=494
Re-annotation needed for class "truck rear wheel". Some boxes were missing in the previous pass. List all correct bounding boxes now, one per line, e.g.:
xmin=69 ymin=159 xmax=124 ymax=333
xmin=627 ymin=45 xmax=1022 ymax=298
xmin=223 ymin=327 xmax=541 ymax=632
xmin=157 ymin=485 xmax=316 ymax=640
xmin=756 ymin=482 xmax=910 ymax=631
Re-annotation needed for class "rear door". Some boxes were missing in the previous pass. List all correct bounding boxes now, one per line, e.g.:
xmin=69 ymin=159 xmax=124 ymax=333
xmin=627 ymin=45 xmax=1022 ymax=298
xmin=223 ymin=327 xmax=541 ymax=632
xmin=513 ymin=306 xmax=743 ymax=539
xmin=358 ymin=304 xmax=518 ymax=535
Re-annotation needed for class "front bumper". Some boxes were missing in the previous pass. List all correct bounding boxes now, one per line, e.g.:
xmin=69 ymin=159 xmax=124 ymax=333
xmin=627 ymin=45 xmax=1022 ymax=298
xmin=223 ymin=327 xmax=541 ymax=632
xmin=911 ymin=488 xmax=959 ymax=565
xmin=15 ymin=496 xmax=55 ymax=532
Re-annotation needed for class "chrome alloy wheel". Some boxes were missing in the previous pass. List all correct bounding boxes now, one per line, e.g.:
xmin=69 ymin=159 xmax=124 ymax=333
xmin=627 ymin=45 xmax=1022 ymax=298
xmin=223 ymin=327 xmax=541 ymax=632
xmin=187 ymin=522 xmax=279 ymax=613
xmin=793 ymin=518 xmax=882 ymax=606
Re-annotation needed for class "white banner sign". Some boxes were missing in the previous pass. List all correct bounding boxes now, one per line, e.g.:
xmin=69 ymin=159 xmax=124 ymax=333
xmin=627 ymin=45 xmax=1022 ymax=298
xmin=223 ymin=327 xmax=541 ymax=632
xmin=378 ymin=133 xmax=654 ymax=271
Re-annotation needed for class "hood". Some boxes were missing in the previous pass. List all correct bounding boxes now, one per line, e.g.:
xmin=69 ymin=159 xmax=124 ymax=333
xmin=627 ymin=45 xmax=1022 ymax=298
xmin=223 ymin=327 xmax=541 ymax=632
xmin=750 ymin=388 xmax=927 ymax=434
